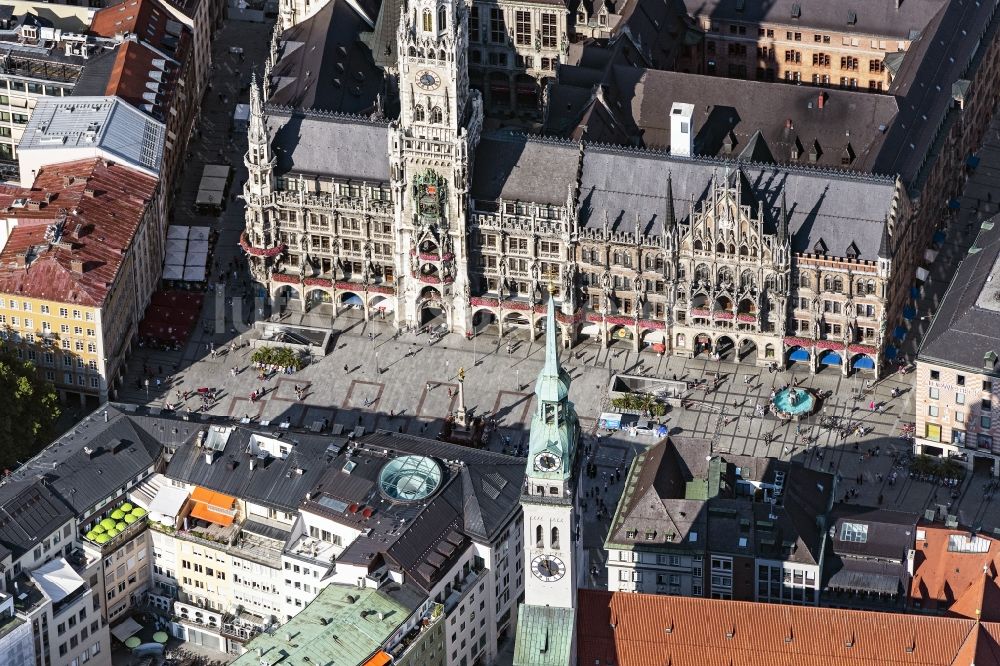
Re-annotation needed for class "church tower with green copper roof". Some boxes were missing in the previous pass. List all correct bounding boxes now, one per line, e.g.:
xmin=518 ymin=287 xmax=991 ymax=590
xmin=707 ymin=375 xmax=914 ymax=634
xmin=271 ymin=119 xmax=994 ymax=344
xmin=513 ymin=292 xmax=581 ymax=666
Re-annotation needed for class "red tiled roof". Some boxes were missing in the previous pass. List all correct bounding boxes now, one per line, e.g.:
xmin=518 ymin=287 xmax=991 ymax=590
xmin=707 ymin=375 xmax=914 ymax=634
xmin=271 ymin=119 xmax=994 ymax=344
xmin=911 ymin=523 xmax=1000 ymax=614
xmin=0 ymin=159 xmax=158 ymax=307
xmin=577 ymin=589 xmax=1000 ymax=665
xmin=90 ymin=0 xmax=174 ymax=51
xmin=105 ymin=40 xmax=176 ymax=116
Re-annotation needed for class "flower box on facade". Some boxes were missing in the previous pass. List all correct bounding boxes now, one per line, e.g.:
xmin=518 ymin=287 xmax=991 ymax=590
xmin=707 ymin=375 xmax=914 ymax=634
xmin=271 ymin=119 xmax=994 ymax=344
xmin=442 ymin=276 xmax=454 ymax=284
xmin=419 ymin=253 xmax=439 ymax=262
xmin=441 ymin=253 xmax=455 ymax=262
xmin=504 ymin=300 xmax=531 ymax=311
xmin=586 ymin=312 xmax=604 ymax=323
xmin=690 ymin=308 xmax=710 ymax=317
xmin=420 ymin=275 xmax=442 ymax=284
xmin=605 ymin=316 xmax=634 ymax=327
xmin=848 ymin=344 xmax=877 ymax=355
xmin=303 ymin=277 xmax=332 ymax=287
xmin=556 ymin=311 xmax=583 ymax=324
xmin=783 ymin=336 xmax=813 ymax=348
xmin=369 ymin=284 xmax=394 ymax=295
xmin=737 ymin=314 xmax=756 ymax=323
xmin=639 ymin=319 xmax=665 ymax=330
xmin=272 ymin=273 xmax=298 ymax=284
xmin=240 ymin=232 xmax=285 ymax=258
xmin=713 ymin=311 xmax=734 ymax=320
xmin=815 ymin=340 xmax=844 ymax=351
xmin=335 ymin=280 xmax=360 ymax=290
xmin=470 ymin=297 xmax=499 ymax=307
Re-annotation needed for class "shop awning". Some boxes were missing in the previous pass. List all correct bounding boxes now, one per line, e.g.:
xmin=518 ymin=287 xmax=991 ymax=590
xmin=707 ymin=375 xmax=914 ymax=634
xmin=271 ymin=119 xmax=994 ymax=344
xmin=916 ymin=267 xmax=930 ymax=282
xmin=948 ymin=198 xmax=961 ymax=210
xmin=820 ymin=352 xmax=843 ymax=366
xmin=789 ymin=348 xmax=810 ymax=361
xmin=852 ymin=356 xmax=876 ymax=369
xmin=933 ymin=229 xmax=947 ymax=245
xmin=362 ymin=652 xmax=392 ymax=666
xmin=924 ymin=249 xmax=938 ymax=263
xmin=893 ymin=325 xmax=907 ymax=341
xmin=189 ymin=487 xmax=236 ymax=526
xmin=903 ymin=305 xmax=916 ymax=320
xmin=110 ymin=618 xmax=144 ymax=643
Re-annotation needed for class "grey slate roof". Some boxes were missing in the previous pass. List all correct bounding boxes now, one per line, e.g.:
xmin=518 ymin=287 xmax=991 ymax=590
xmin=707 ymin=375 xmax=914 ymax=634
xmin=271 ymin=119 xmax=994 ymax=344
xmin=0 ymin=482 xmax=74 ymax=559
xmin=919 ymin=216 xmax=1000 ymax=371
xmin=679 ymin=0 xmax=945 ymax=40
xmin=268 ymin=0 xmax=386 ymax=115
xmin=165 ymin=427 xmax=333 ymax=512
xmin=829 ymin=505 xmax=918 ymax=560
xmin=578 ymin=147 xmax=896 ymax=261
xmin=267 ymin=107 xmax=391 ymax=181
xmin=872 ymin=0 xmax=997 ymax=185
xmin=607 ymin=437 xmax=831 ymax=566
xmin=303 ymin=431 xmax=524 ymax=593
xmin=597 ymin=66 xmax=897 ymax=170
xmin=3 ymin=405 xmax=166 ymax=516
xmin=362 ymin=0 xmax=402 ymax=70
xmin=471 ymin=133 xmax=580 ymax=207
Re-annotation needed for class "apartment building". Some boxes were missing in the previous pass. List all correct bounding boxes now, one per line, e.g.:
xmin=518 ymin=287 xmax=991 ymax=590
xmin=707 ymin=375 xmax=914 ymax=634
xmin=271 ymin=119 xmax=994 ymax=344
xmin=916 ymin=213 xmax=1000 ymax=473
xmin=0 ymin=402 xmax=526 ymax=665
xmin=0 ymin=591 xmax=35 ymax=666
xmin=822 ymin=506 xmax=919 ymax=610
xmin=88 ymin=0 xmax=197 ymax=190
xmin=0 ymin=10 xmax=117 ymax=178
xmin=0 ymin=157 xmax=162 ymax=405
xmin=676 ymin=0 xmax=931 ymax=89
xmin=605 ymin=437 xmax=833 ymax=605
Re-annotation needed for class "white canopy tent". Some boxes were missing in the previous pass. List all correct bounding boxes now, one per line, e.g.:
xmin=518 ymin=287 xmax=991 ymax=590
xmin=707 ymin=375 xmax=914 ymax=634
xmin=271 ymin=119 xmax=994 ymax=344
xmin=110 ymin=617 xmax=144 ymax=643
xmin=166 ymin=225 xmax=189 ymax=240
xmin=162 ymin=265 xmax=185 ymax=280
xmin=183 ymin=265 xmax=207 ymax=282
xmin=30 ymin=558 xmax=84 ymax=603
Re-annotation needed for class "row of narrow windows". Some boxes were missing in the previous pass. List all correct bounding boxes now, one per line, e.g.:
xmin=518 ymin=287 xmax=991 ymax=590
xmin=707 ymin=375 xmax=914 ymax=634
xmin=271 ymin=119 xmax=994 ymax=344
xmin=422 ymin=7 xmax=447 ymax=32
xmin=535 ymin=525 xmax=560 ymax=549
xmin=414 ymin=106 xmax=443 ymax=123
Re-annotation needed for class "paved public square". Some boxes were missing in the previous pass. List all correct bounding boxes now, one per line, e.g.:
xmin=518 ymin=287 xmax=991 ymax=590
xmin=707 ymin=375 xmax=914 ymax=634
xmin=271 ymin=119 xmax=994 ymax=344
xmin=104 ymin=13 xmax=1000 ymax=580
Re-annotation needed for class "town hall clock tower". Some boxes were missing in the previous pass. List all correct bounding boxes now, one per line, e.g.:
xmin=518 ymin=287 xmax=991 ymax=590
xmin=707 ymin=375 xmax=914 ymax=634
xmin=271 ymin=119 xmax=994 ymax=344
xmin=513 ymin=292 xmax=582 ymax=666
xmin=390 ymin=0 xmax=482 ymax=332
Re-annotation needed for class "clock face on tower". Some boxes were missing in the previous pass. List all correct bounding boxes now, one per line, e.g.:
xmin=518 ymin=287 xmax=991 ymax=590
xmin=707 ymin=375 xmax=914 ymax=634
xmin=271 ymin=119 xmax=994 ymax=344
xmin=531 ymin=555 xmax=567 ymax=582
xmin=534 ymin=452 xmax=561 ymax=472
xmin=416 ymin=69 xmax=441 ymax=91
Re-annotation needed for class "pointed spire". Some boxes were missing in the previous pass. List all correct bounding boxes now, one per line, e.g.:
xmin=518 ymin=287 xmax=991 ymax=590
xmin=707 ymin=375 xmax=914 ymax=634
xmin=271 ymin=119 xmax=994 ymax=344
xmin=778 ymin=190 xmax=789 ymax=244
xmin=665 ymin=171 xmax=676 ymax=230
xmin=543 ymin=293 xmax=561 ymax=378
xmin=248 ymin=72 xmax=267 ymax=148
xmin=878 ymin=216 xmax=893 ymax=258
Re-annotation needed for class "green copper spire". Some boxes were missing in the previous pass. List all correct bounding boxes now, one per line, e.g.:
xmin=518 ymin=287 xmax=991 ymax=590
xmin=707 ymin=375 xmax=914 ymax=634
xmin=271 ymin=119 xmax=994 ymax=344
xmin=534 ymin=295 xmax=571 ymax=403
xmin=527 ymin=293 xmax=579 ymax=481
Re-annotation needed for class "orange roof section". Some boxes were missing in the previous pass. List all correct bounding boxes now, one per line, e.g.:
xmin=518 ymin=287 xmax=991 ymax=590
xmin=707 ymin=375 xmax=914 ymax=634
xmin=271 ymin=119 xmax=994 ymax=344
xmin=0 ymin=159 xmax=158 ymax=307
xmin=911 ymin=523 xmax=1000 ymax=614
xmin=361 ymin=651 xmax=391 ymax=666
xmin=189 ymin=487 xmax=236 ymax=526
xmin=577 ymin=588 xmax=1000 ymax=665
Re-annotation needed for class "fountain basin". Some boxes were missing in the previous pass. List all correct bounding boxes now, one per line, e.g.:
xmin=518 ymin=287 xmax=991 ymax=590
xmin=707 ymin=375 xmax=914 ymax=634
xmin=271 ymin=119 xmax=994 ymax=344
xmin=772 ymin=387 xmax=817 ymax=419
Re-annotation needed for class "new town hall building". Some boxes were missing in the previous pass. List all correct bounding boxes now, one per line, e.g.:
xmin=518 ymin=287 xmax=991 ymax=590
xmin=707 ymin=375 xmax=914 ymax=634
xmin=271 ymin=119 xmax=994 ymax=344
xmin=241 ymin=0 xmax=1000 ymax=378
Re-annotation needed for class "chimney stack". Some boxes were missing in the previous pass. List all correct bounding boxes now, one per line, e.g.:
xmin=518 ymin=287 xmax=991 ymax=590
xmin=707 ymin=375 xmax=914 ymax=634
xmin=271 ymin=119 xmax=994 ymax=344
xmin=70 ymin=259 xmax=84 ymax=273
xmin=670 ymin=102 xmax=695 ymax=158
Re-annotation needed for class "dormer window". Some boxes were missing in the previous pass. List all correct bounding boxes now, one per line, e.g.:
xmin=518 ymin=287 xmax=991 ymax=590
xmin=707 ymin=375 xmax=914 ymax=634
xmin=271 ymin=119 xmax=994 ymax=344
xmin=599 ymin=12 xmax=607 ymax=26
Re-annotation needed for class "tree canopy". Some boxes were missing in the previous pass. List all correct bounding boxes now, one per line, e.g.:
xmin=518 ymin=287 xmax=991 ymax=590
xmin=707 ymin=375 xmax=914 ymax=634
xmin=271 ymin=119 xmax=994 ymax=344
xmin=0 ymin=347 xmax=60 ymax=471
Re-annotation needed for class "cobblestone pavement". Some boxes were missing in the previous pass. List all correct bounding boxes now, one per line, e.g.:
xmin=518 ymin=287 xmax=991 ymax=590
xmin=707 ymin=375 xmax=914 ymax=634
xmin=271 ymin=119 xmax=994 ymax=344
xmin=113 ymin=20 xmax=1000 ymax=571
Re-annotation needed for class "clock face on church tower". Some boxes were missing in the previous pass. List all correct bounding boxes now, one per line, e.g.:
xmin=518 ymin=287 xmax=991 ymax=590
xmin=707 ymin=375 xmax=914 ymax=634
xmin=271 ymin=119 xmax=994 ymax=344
xmin=416 ymin=69 xmax=441 ymax=91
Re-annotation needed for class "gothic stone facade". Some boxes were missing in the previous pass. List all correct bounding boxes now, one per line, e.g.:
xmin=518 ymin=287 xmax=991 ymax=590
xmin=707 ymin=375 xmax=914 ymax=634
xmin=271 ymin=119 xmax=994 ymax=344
xmin=242 ymin=0 xmax=909 ymax=377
